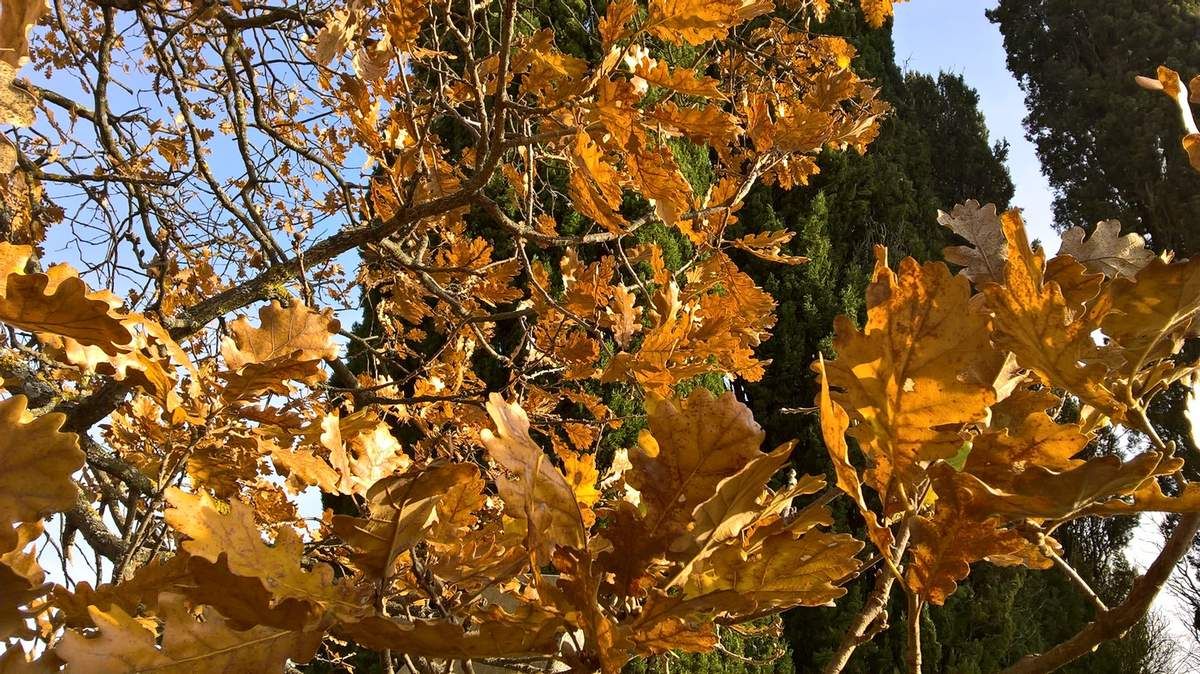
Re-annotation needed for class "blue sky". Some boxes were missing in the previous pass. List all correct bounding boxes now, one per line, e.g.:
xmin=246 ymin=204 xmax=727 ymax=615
xmin=892 ymin=0 xmax=1060 ymax=251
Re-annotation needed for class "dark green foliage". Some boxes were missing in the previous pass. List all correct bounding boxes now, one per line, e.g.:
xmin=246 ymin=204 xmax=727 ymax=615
xmin=988 ymin=0 xmax=1200 ymax=252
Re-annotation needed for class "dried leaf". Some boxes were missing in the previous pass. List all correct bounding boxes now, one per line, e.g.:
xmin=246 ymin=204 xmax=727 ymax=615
xmin=1059 ymin=219 xmax=1154 ymax=279
xmin=825 ymin=248 xmax=995 ymax=512
xmin=0 ymin=272 xmax=131 ymax=354
xmin=938 ymin=200 xmax=1006 ymax=284
xmin=164 ymin=488 xmax=364 ymax=621
xmin=56 ymin=593 xmax=322 ymax=673
xmin=981 ymin=211 xmax=1124 ymax=418
xmin=0 ymin=396 xmax=83 ymax=522
xmin=480 ymin=394 xmax=587 ymax=557
xmin=646 ymin=0 xmax=775 ymax=45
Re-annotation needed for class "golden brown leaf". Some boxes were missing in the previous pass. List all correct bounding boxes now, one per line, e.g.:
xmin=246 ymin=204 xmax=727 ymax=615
xmin=816 ymin=357 xmax=894 ymax=556
xmin=0 ymin=272 xmax=131 ymax=354
xmin=1 ymin=522 xmax=43 ymax=640
xmin=480 ymin=394 xmax=587 ymax=557
xmin=981 ymin=210 xmax=1125 ymax=418
xmin=963 ymin=412 xmax=1089 ymax=490
xmin=0 ymin=396 xmax=83 ymax=522
xmin=331 ymin=464 xmax=474 ymax=577
xmin=222 ymin=300 xmax=340 ymax=368
xmin=825 ymin=248 xmax=995 ymax=512
xmin=682 ymin=528 xmax=862 ymax=614
xmin=645 ymin=0 xmax=775 ymax=45
xmin=732 ymin=229 xmax=809 ymax=265
xmin=1103 ymin=256 xmax=1200 ymax=369
xmin=164 ymin=488 xmax=365 ymax=621
xmin=568 ymin=132 xmax=628 ymax=234
xmin=337 ymin=604 xmax=567 ymax=660
xmin=907 ymin=482 xmax=1048 ymax=606
xmin=859 ymin=0 xmax=904 ymax=28
xmin=630 ymin=390 xmax=766 ymax=540
xmin=630 ymin=56 xmax=723 ymax=98
xmin=933 ymin=452 xmax=1180 ymax=521
xmin=56 ymin=593 xmax=322 ymax=673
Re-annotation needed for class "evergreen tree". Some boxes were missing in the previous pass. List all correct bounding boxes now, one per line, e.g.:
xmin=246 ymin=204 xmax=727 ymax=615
xmin=988 ymin=0 xmax=1200 ymax=252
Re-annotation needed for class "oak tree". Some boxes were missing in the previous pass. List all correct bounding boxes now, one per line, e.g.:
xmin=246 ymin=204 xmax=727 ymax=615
xmin=1 ymin=0 xmax=1198 ymax=673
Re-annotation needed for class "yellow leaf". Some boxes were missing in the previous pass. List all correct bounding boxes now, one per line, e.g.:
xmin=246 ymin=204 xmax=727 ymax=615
xmin=932 ymin=452 xmax=1180 ymax=521
xmin=630 ymin=56 xmax=724 ymax=98
xmin=908 ymin=483 xmax=1048 ymax=606
xmin=817 ymin=358 xmax=894 ymax=557
xmin=732 ymin=229 xmax=809 ymax=265
xmin=0 ymin=396 xmax=83 ymax=523
xmin=646 ymin=0 xmax=775 ymax=45
xmin=220 ymin=300 xmax=340 ymax=398
xmin=331 ymin=465 xmax=463 ymax=578
xmin=0 ymin=0 xmax=46 ymax=68
xmin=568 ymin=132 xmax=628 ymax=233
xmin=824 ymin=248 xmax=995 ymax=513
xmin=480 ymin=394 xmax=587 ymax=558
xmin=1103 ymin=256 xmax=1200 ymax=370
xmin=859 ymin=0 xmax=905 ymax=28
xmin=683 ymin=528 xmax=862 ymax=613
xmin=981 ymin=210 xmax=1125 ymax=419
xmin=164 ymin=488 xmax=365 ymax=621
xmin=0 ymin=272 xmax=131 ymax=354
xmin=646 ymin=101 xmax=742 ymax=146
xmin=1 ymin=521 xmax=44 ymax=640
xmin=629 ymin=390 xmax=766 ymax=540
xmin=222 ymin=300 xmax=340 ymax=368
xmin=56 ymin=593 xmax=322 ymax=673
xmin=600 ymin=0 xmax=638 ymax=47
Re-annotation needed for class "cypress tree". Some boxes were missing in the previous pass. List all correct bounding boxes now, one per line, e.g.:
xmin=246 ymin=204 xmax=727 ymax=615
xmin=988 ymin=0 xmax=1200 ymax=253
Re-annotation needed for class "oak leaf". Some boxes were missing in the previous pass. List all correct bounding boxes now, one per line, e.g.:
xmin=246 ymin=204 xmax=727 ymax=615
xmin=331 ymin=464 xmax=474 ymax=577
xmin=646 ymin=0 xmax=775 ymax=45
xmin=220 ymin=301 xmax=340 ymax=397
xmin=824 ymin=248 xmax=995 ymax=512
xmin=0 ymin=396 xmax=84 ymax=523
xmin=938 ymin=200 xmax=1007 ymax=284
xmin=629 ymin=390 xmax=767 ymax=541
xmin=630 ymin=56 xmax=723 ymax=98
xmin=933 ymin=452 xmax=1180 ymax=521
xmin=732 ymin=229 xmax=809 ymax=265
xmin=859 ymin=0 xmax=904 ymax=28
xmin=480 ymin=394 xmax=587 ymax=557
xmin=981 ymin=210 xmax=1124 ymax=418
xmin=1102 ymin=256 xmax=1200 ymax=368
xmin=1 ymin=522 xmax=43 ymax=640
xmin=56 ymin=593 xmax=322 ymax=673
xmin=568 ymin=132 xmax=628 ymax=234
xmin=337 ymin=604 xmax=567 ymax=660
xmin=817 ymin=358 xmax=894 ymax=557
xmin=682 ymin=528 xmax=862 ymax=614
xmin=164 ymin=488 xmax=365 ymax=621
xmin=1059 ymin=219 xmax=1154 ymax=279
xmin=0 ymin=272 xmax=131 ymax=354
xmin=907 ymin=482 xmax=1048 ymax=606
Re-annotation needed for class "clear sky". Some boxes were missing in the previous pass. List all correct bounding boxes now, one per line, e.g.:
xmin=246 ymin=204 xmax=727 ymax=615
xmin=895 ymin=1 xmax=1192 ymax=658
xmin=892 ymin=0 xmax=1060 ymax=251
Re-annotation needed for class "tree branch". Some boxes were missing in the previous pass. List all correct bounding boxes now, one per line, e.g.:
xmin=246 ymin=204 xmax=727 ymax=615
xmin=1002 ymin=512 xmax=1200 ymax=674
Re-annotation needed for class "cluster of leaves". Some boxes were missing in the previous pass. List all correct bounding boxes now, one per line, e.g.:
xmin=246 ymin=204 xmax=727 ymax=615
xmin=818 ymin=200 xmax=1200 ymax=671
xmin=0 ymin=0 xmax=903 ymax=671
xmin=0 ymin=0 xmax=1197 ymax=672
